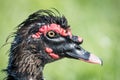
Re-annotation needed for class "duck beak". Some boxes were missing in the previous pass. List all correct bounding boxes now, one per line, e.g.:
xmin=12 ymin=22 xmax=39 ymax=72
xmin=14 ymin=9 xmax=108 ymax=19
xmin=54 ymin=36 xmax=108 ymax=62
xmin=66 ymin=46 xmax=103 ymax=65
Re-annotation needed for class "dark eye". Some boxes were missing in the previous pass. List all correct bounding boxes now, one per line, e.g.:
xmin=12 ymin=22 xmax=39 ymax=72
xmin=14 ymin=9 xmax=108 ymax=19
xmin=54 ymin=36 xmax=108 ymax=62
xmin=46 ymin=30 xmax=58 ymax=38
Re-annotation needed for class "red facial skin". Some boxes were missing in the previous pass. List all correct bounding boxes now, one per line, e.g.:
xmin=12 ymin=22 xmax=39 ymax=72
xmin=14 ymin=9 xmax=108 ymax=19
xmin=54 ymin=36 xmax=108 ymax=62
xmin=32 ymin=32 xmax=41 ymax=38
xmin=78 ymin=36 xmax=83 ymax=43
xmin=39 ymin=23 xmax=72 ymax=37
xmin=45 ymin=47 xmax=60 ymax=59
xmin=32 ymin=23 xmax=72 ymax=38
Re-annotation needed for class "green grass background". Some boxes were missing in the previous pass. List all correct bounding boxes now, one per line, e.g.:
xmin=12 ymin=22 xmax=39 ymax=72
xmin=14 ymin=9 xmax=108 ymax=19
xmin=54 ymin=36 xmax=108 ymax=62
xmin=0 ymin=0 xmax=120 ymax=80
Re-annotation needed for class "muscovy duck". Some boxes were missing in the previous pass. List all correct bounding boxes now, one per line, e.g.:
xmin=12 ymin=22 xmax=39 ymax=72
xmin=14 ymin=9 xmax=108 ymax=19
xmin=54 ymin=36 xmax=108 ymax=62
xmin=6 ymin=9 xmax=102 ymax=80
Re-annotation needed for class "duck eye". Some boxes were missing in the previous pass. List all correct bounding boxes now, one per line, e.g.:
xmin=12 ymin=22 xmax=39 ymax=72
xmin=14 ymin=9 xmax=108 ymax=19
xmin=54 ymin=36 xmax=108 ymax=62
xmin=47 ymin=30 xmax=57 ymax=38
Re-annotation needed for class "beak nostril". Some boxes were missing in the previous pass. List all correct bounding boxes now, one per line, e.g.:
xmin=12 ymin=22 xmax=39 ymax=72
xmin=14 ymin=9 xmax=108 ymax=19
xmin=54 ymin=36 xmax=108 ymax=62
xmin=75 ymin=45 xmax=81 ymax=50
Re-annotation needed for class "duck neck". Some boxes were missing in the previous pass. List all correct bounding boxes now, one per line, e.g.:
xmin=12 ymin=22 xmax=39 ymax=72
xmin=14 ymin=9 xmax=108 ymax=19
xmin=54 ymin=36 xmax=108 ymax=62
xmin=7 ymin=52 xmax=45 ymax=80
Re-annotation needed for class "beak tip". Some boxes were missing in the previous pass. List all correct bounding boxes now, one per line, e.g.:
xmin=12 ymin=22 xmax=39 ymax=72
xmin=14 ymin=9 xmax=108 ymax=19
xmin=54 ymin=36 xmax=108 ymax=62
xmin=99 ymin=58 xmax=103 ymax=66
xmin=89 ymin=54 xmax=103 ymax=65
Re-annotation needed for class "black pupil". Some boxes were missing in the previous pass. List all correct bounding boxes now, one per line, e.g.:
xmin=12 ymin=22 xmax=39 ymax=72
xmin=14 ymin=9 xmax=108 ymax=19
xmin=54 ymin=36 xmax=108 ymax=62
xmin=50 ymin=32 xmax=54 ymax=36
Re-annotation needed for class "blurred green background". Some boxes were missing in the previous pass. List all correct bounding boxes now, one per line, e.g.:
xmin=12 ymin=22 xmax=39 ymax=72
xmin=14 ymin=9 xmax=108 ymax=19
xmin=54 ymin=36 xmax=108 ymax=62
xmin=0 ymin=0 xmax=120 ymax=80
